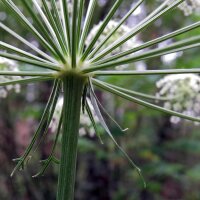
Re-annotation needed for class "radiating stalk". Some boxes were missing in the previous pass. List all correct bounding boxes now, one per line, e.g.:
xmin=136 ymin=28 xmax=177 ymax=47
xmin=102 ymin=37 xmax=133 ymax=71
xmin=93 ymin=68 xmax=200 ymax=76
xmin=137 ymin=0 xmax=171 ymax=27
xmin=41 ymin=0 xmax=68 ymax=55
xmin=81 ymin=0 xmax=123 ymax=60
xmin=0 ymin=77 xmax=53 ymax=87
xmin=3 ymin=0 xmax=60 ymax=60
xmin=60 ymin=0 xmax=71 ymax=53
xmin=96 ymin=80 xmax=172 ymax=101
xmin=79 ymin=0 xmax=97 ymax=54
xmin=93 ymin=21 xmax=200 ymax=64
xmin=50 ymin=0 xmax=66 ymax=43
xmin=0 ymin=42 xmax=53 ymax=63
xmin=11 ymin=80 xmax=60 ymax=176
xmin=0 ymin=71 xmax=55 ymax=77
xmin=57 ymin=73 xmax=86 ymax=200
xmin=83 ymin=37 xmax=200 ymax=73
xmin=71 ymin=0 xmax=78 ymax=68
xmin=87 ymin=0 xmax=144 ymax=59
xmin=90 ymin=0 xmax=183 ymax=62
xmin=76 ymin=0 xmax=85 ymax=50
xmin=0 ymin=22 xmax=57 ymax=63
xmin=92 ymin=78 xmax=200 ymax=123
xmin=0 ymin=52 xmax=60 ymax=71
xmin=32 ymin=0 xmax=62 ymax=51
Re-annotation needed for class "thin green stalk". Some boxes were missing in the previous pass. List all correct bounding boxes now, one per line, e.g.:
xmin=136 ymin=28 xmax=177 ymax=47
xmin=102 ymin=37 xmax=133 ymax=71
xmin=88 ymin=80 xmax=145 ymax=186
xmin=90 ymin=0 xmax=183 ymax=62
xmin=85 ymin=100 xmax=103 ymax=144
xmin=0 ymin=22 xmax=57 ymax=63
xmin=20 ymin=0 xmax=56 ymax=45
xmin=11 ymin=80 xmax=60 ymax=176
xmin=0 ymin=42 xmax=53 ymax=64
xmin=0 ymin=77 xmax=53 ymax=87
xmin=33 ymin=109 xmax=63 ymax=178
xmin=41 ymin=0 xmax=68 ymax=55
xmin=79 ymin=0 xmax=97 ymax=54
xmin=87 ymin=0 xmax=144 ymax=59
xmin=20 ymin=0 xmax=64 ymax=62
xmin=60 ymin=0 xmax=71 ymax=53
xmin=81 ymin=0 xmax=123 ymax=60
xmin=97 ymin=80 xmax=171 ymax=101
xmin=32 ymin=0 xmax=62 ymax=50
xmin=92 ymin=79 xmax=200 ymax=123
xmin=93 ymin=21 xmax=200 ymax=64
xmin=0 ymin=71 xmax=55 ymax=77
xmin=93 ymin=68 xmax=200 ymax=76
xmin=3 ymin=0 xmax=60 ymax=60
xmin=84 ymin=36 xmax=200 ymax=72
xmin=89 ymin=80 xmax=129 ymax=131
xmin=32 ymin=81 xmax=62 ymax=156
xmin=50 ymin=0 xmax=66 ymax=44
xmin=137 ymin=0 xmax=171 ymax=27
xmin=57 ymin=73 xmax=86 ymax=200
xmin=71 ymin=0 xmax=78 ymax=68
xmin=76 ymin=0 xmax=85 ymax=50
xmin=0 ymin=52 xmax=60 ymax=71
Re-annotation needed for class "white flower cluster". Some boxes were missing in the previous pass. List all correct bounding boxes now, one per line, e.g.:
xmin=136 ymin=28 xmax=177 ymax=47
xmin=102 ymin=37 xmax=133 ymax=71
xmin=86 ymin=20 xmax=137 ymax=55
xmin=166 ymin=0 xmax=200 ymax=16
xmin=0 ymin=57 xmax=21 ymax=98
xmin=156 ymin=74 xmax=200 ymax=124
xmin=49 ymin=97 xmax=99 ymax=137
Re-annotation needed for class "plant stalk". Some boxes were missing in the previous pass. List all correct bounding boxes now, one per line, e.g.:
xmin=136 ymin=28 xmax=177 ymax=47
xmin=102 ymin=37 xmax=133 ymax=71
xmin=57 ymin=73 xmax=86 ymax=200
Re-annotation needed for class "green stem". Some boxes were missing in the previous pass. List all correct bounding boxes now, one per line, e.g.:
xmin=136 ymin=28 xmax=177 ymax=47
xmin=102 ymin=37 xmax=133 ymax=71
xmin=57 ymin=73 xmax=86 ymax=200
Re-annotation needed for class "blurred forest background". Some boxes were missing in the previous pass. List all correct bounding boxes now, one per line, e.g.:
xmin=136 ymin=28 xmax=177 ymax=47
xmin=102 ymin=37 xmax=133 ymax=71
xmin=0 ymin=0 xmax=200 ymax=199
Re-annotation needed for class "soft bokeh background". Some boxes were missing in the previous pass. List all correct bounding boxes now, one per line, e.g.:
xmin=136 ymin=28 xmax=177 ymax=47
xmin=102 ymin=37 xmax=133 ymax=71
xmin=0 ymin=0 xmax=200 ymax=199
